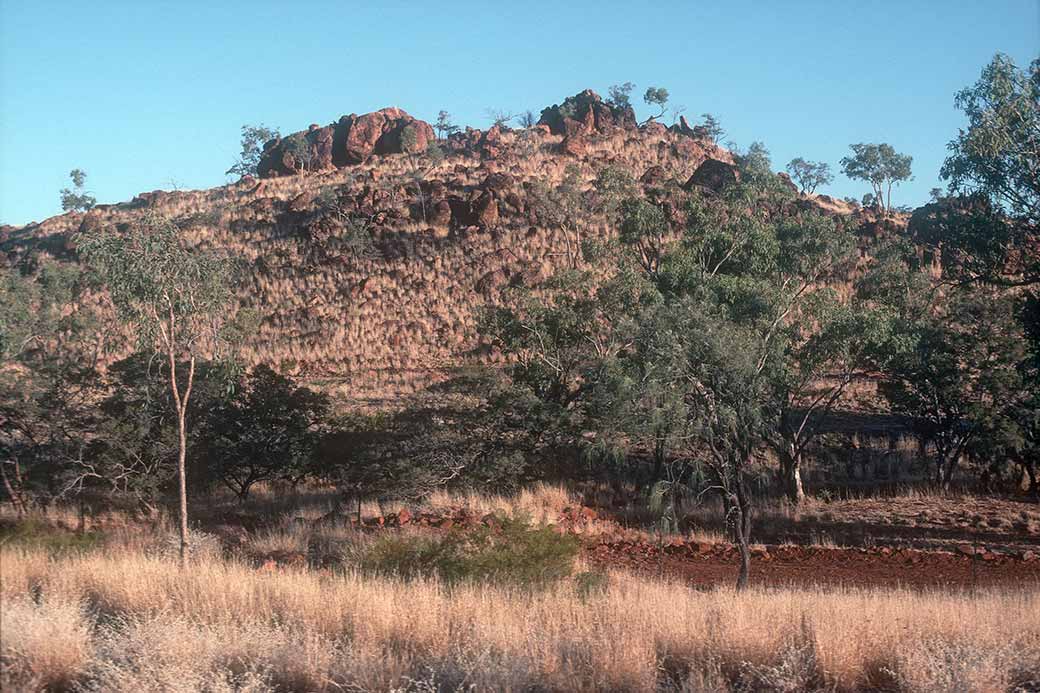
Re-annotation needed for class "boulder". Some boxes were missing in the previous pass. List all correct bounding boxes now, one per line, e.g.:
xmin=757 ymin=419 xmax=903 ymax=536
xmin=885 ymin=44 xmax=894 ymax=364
xmin=777 ymin=171 xmax=799 ymax=194
xmin=684 ymin=158 xmax=740 ymax=193
xmin=479 ymin=125 xmax=506 ymax=159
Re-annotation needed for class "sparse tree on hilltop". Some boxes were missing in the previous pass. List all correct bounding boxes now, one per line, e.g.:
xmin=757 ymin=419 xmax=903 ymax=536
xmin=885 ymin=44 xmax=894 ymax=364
xmin=60 ymin=169 xmax=96 ymax=212
xmin=786 ymin=158 xmax=834 ymax=194
xmin=434 ymin=110 xmax=460 ymax=140
xmin=283 ymin=132 xmax=316 ymax=174
xmin=485 ymin=109 xmax=517 ymax=128
xmin=607 ymin=82 xmax=635 ymax=109
xmin=840 ymin=143 xmax=913 ymax=212
xmin=643 ymin=87 xmax=669 ymax=121
xmin=700 ymin=113 xmax=724 ymax=145
xmin=226 ymin=124 xmax=279 ymax=178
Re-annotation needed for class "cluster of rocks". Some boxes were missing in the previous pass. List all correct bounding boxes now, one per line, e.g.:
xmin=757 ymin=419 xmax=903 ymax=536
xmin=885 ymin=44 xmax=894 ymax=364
xmin=254 ymin=88 xmax=739 ymax=181
xmin=258 ymin=107 xmax=435 ymax=177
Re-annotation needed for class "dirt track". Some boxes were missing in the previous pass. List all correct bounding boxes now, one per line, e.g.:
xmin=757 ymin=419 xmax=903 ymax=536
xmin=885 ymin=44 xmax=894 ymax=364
xmin=586 ymin=539 xmax=1040 ymax=589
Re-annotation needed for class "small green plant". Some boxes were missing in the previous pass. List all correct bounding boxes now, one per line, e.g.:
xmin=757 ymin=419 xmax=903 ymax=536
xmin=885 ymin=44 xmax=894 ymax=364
xmin=360 ymin=514 xmax=579 ymax=587
xmin=574 ymin=570 xmax=610 ymax=600
xmin=0 ymin=518 xmax=103 ymax=554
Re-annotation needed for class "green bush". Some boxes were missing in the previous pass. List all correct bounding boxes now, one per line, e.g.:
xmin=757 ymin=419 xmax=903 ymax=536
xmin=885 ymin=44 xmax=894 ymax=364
xmin=0 ymin=518 xmax=103 ymax=554
xmin=360 ymin=514 xmax=579 ymax=587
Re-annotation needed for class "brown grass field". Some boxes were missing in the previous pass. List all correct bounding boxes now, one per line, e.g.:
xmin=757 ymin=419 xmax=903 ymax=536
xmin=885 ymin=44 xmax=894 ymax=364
xmin=2 ymin=485 xmax=1039 ymax=692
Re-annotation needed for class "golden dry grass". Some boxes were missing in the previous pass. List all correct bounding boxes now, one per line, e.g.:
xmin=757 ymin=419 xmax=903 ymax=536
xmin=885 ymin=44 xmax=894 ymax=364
xmin=2 ymin=538 xmax=1038 ymax=692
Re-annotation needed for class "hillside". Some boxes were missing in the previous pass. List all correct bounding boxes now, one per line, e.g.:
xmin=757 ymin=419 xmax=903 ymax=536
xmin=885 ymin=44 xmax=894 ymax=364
xmin=0 ymin=89 xmax=889 ymax=403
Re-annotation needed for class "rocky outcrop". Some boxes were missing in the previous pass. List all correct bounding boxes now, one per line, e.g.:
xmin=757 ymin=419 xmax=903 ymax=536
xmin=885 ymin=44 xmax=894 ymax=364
xmin=684 ymin=159 xmax=740 ymax=193
xmin=670 ymin=115 xmax=709 ymax=140
xmin=258 ymin=108 xmax=434 ymax=177
xmin=538 ymin=89 xmax=636 ymax=137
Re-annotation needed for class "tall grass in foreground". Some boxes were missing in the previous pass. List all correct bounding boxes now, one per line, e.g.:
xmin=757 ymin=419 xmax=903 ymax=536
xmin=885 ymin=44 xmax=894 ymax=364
xmin=2 ymin=545 xmax=1038 ymax=692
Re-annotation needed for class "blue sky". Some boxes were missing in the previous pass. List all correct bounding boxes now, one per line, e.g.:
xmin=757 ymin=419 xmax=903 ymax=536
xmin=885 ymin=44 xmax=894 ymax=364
xmin=1 ymin=1 xmax=1036 ymax=226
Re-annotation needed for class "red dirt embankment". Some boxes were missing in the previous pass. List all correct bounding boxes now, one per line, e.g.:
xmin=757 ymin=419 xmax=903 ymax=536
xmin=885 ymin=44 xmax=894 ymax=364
xmin=586 ymin=537 xmax=1040 ymax=589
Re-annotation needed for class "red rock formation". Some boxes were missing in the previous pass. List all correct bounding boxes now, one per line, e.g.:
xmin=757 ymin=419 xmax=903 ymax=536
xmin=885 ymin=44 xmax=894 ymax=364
xmin=538 ymin=89 xmax=636 ymax=137
xmin=259 ymin=108 xmax=434 ymax=177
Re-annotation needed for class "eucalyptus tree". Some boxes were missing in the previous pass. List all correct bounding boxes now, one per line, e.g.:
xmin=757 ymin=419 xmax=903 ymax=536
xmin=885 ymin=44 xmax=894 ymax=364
xmin=840 ymin=143 xmax=912 ymax=212
xmin=785 ymin=158 xmax=833 ymax=194
xmin=79 ymin=214 xmax=236 ymax=565
xmin=226 ymin=124 xmax=279 ymax=178
xmin=60 ymin=169 xmax=96 ymax=212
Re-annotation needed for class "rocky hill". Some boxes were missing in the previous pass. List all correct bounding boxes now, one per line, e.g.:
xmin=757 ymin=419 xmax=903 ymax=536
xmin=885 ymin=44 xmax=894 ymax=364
xmin=1 ymin=90 xmax=890 ymax=404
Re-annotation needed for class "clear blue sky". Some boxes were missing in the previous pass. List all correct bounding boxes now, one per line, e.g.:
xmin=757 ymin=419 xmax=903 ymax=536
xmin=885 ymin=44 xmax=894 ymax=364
xmin=1 ymin=1 xmax=1036 ymax=226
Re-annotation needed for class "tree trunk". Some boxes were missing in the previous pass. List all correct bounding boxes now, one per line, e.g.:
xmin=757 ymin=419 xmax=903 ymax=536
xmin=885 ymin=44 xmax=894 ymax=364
xmin=177 ymin=406 xmax=189 ymax=568
xmin=1015 ymin=452 xmax=1038 ymax=500
xmin=729 ymin=472 xmax=754 ymax=591
xmin=0 ymin=461 xmax=27 ymax=516
xmin=780 ymin=445 xmax=806 ymax=505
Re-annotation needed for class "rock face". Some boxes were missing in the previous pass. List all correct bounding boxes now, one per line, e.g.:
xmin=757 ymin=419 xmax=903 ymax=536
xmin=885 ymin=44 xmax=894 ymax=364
xmin=538 ymin=89 xmax=636 ymax=137
xmin=258 ymin=108 xmax=434 ymax=177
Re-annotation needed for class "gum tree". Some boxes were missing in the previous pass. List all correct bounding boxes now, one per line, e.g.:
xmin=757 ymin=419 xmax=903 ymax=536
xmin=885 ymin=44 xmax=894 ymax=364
xmin=60 ymin=169 xmax=96 ymax=212
xmin=643 ymin=87 xmax=669 ymax=121
xmin=79 ymin=214 xmax=235 ymax=566
xmin=840 ymin=143 xmax=912 ymax=212
xmin=785 ymin=158 xmax=833 ymax=194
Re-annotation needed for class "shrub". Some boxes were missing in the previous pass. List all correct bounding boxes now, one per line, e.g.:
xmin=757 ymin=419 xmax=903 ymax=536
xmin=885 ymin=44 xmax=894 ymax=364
xmin=360 ymin=514 xmax=579 ymax=587
xmin=0 ymin=518 xmax=103 ymax=554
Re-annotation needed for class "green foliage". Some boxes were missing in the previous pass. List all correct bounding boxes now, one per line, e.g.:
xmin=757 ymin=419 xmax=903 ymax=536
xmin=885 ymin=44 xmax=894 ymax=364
xmin=942 ymin=53 xmax=1039 ymax=225
xmin=607 ymin=82 xmax=635 ymax=109
xmin=618 ymin=197 xmax=669 ymax=277
xmin=840 ymin=143 xmax=912 ymax=211
xmin=78 ymin=213 xmax=235 ymax=356
xmin=226 ymin=124 xmax=279 ymax=178
xmin=203 ymin=365 xmax=331 ymax=498
xmin=528 ymin=165 xmax=589 ymax=267
xmin=59 ymin=169 xmax=96 ymax=212
xmin=360 ymin=514 xmax=580 ymax=587
xmin=593 ymin=164 xmax=638 ymax=219
xmin=1 ymin=261 xmax=100 ymax=509
xmin=283 ymin=132 xmax=314 ymax=173
xmin=732 ymin=142 xmax=774 ymax=182
xmin=880 ymin=290 xmax=1031 ymax=488
xmin=785 ymin=158 xmax=833 ymax=194
xmin=700 ymin=113 xmax=724 ymax=144
xmin=643 ymin=86 xmax=669 ymax=119
xmin=434 ymin=110 xmax=459 ymax=139
xmin=0 ymin=518 xmax=103 ymax=554
xmin=931 ymin=53 xmax=1039 ymax=289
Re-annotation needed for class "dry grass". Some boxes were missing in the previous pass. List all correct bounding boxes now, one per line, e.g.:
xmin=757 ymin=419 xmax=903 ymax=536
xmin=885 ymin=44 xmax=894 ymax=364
xmin=2 ymin=540 xmax=1038 ymax=692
